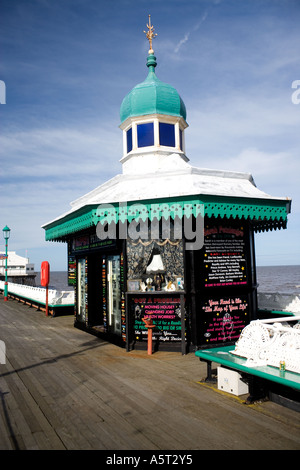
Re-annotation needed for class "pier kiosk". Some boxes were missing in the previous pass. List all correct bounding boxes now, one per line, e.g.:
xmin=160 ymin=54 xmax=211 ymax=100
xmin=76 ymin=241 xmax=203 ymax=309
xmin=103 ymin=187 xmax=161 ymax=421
xmin=42 ymin=18 xmax=291 ymax=353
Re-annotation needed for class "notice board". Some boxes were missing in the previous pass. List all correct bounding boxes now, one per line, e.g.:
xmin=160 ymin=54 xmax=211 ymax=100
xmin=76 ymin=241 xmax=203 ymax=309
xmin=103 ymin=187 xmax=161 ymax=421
xmin=131 ymin=296 xmax=182 ymax=344
xmin=202 ymin=225 xmax=248 ymax=288
xmin=68 ymin=242 xmax=76 ymax=286
xmin=199 ymin=294 xmax=249 ymax=347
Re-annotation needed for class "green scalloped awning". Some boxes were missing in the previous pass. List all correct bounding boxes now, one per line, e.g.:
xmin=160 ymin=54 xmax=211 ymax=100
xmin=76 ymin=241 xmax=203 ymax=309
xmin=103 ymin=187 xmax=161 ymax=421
xmin=43 ymin=195 xmax=291 ymax=242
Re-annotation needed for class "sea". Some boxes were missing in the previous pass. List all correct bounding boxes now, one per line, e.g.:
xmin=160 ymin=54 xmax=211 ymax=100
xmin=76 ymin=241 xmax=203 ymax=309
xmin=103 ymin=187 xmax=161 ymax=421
xmin=256 ymin=265 xmax=300 ymax=295
xmin=37 ymin=265 xmax=300 ymax=296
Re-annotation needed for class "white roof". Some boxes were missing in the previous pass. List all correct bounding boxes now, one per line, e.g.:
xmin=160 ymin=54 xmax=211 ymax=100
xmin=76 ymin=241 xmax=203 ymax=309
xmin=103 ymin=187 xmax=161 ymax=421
xmin=43 ymin=152 xmax=289 ymax=228
xmin=0 ymin=251 xmax=30 ymax=267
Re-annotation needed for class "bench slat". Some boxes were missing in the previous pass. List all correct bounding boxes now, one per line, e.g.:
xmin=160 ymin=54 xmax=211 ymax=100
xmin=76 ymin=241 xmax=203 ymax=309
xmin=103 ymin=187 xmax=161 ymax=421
xmin=195 ymin=346 xmax=300 ymax=391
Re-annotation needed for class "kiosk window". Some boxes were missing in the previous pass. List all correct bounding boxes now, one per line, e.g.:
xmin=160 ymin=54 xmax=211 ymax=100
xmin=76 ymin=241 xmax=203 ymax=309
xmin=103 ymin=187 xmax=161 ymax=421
xmin=126 ymin=127 xmax=132 ymax=153
xmin=159 ymin=122 xmax=175 ymax=148
xmin=137 ymin=122 xmax=154 ymax=147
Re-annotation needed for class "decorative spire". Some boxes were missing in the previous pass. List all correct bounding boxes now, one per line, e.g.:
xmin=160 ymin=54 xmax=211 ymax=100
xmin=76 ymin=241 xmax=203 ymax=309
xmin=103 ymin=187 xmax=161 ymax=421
xmin=143 ymin=14 xmax=157 ymax=54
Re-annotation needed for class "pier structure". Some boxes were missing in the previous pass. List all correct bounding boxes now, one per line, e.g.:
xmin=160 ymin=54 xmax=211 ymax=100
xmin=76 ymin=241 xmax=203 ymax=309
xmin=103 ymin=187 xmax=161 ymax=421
xmin=0 ymin=280 xmax=74 ymax=316
xmin=0 ymin=299 xmax=299 ymax=450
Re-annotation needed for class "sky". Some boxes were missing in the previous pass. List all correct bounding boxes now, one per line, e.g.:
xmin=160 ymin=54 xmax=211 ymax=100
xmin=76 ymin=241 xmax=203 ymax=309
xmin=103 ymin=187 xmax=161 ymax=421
xmin=0 ymin=0 xmax=299 ymax=271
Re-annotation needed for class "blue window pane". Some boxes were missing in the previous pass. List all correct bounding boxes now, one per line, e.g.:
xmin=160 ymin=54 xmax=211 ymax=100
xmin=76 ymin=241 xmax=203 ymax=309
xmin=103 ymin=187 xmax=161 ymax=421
xmin=179 ymin=128 xmax=183 ymax=150
xmin=137 ymin=122 xmax=154 ymax=147
xmin=159 ymin=122 xmax=175 ymax=147
xmin=127 ymin=127 xmax=132 ymax=153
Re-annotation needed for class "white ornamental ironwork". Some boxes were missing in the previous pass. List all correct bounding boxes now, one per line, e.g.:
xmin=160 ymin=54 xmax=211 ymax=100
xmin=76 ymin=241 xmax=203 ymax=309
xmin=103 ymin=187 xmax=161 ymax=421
xmin=231 ymin=316 xmax=300 ymax=373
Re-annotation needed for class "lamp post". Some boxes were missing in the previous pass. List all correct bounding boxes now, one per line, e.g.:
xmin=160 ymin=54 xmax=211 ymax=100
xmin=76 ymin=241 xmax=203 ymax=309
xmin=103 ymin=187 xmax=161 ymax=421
xmin=2 ymin=226 xmax=10 ymax=301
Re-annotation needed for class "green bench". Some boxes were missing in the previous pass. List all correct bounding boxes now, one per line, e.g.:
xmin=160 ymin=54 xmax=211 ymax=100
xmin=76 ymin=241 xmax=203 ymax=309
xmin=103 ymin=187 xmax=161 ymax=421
xmin=195 ymin=345 xmax=300 ymax=405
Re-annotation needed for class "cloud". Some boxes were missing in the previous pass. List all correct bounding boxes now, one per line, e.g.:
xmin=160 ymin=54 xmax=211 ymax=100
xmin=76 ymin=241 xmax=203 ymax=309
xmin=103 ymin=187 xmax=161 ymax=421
xmin=174 ymin=33 xmax=190 ymax=54
xmin=174 ymin=12 xmax=208 ymax=53
xmin=0 ymin=122 xmax=123 ymax=256
xmin=225 ymin=147 xmax=298 ymax=195
xmin=0 ymin=124 xmax=122 ymax=181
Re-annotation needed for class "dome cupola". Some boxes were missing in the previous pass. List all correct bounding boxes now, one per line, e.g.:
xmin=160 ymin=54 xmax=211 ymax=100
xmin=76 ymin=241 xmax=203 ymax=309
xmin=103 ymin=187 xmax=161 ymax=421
xmin=119 ymin=15 xmax=189 ymax=174
xmin=120 ymin=53 xmax=187 ymax=123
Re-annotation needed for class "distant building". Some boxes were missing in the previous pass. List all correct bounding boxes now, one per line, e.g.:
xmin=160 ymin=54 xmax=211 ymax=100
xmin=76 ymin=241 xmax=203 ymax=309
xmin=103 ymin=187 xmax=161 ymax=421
xmin=0 ymin=251 xmax=36 ymax=285
xmin=42 ymin=18 xmax=291 ymax=353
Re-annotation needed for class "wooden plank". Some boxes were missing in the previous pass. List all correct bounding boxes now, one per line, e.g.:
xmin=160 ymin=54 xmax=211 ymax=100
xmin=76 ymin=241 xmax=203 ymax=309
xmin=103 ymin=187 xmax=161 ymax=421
xmin=0 ymin=298 xmax=300 ymax=450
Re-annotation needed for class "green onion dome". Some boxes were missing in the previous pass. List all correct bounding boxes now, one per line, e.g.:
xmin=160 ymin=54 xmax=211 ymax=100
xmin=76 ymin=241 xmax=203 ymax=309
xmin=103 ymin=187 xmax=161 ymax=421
xmin=120 ymin=53 xmax=187 ymax=124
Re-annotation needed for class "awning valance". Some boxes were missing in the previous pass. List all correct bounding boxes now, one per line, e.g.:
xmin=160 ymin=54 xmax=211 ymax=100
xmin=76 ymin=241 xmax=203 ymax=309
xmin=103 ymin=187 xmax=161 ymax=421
xmin=44 ymin=195 xmax=291 ymax=241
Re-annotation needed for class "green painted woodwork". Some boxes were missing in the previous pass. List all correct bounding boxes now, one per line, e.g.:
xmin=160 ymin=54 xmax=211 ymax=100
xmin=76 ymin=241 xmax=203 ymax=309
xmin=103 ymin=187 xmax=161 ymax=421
xmin=120 ymin=54 xmax=186 ymax=123
xmin=45 ymin=206 xmax=98 ymax=242
xmin=195 ymin=345 xmax=300 ymax=390
xmin=44 ymin=196 xmax=289 ymax=241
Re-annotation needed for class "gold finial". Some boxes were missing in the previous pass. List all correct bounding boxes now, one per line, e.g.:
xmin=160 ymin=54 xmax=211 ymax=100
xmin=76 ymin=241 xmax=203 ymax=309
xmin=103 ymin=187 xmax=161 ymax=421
xmin=144 ymin=14 xmax=157 ymax=54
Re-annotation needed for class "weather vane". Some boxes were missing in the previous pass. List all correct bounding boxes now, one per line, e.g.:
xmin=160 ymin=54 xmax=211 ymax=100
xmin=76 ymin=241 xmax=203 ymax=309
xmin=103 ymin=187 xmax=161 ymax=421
xmin=144 ymin=14 xmax=157 ymax=54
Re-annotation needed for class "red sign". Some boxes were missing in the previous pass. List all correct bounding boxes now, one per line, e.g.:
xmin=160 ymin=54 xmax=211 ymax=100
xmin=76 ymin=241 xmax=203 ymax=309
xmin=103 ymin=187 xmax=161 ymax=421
xmin=41 ymin=261 xmax=50 ymax=287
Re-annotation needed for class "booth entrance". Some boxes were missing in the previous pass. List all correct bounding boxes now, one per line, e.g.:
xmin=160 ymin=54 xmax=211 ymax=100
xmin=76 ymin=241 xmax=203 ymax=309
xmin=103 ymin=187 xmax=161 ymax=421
xmin=77 ymin=257 xmax=87 ymax=323
xmin=106 ymin=254 xmax=122 ymax=336
xmin=75 ymin=251 xmax=123 ymax=340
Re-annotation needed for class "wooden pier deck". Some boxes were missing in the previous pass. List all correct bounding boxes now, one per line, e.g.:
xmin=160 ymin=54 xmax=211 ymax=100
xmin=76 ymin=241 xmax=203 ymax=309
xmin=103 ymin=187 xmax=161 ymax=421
xmin=0 ymin=297 xmax=299 ymax=451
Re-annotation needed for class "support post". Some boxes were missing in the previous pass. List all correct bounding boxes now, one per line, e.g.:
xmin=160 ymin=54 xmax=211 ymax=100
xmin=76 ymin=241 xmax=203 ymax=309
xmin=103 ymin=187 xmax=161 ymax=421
xmin=45 ymin=285 xmax=49 ymax=317
xmin=142 ymin=316 xmax=155 ymax=355
xmin=147 ymin=326 xmax=153 ymax=355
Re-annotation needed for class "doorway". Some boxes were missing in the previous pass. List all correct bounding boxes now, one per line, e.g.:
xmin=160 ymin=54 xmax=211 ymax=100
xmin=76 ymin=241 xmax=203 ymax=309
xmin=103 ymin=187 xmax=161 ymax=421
xmin=77 ymin=257 xmax=87 ymax=323
xmin=107 ymin=254 xmax=122 ymax=336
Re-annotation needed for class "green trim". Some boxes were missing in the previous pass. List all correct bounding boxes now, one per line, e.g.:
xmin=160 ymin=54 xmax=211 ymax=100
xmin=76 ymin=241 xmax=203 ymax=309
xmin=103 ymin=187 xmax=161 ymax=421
xmin=44 ymin=196 xmax=289 ymax=241
xmin=45 ymin=206 xmax=99 ymax=241
xmin=195 ymin=345 xmax=300 ymax=390
xmin=1 ymin=290 xmax=74 ymax=307
xmin=258 ymin=309 xmax=296 ymax=316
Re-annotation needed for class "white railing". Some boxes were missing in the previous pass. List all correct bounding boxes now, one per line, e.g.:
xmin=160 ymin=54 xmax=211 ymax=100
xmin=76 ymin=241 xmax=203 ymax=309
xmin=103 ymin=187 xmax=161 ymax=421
xmin=257 ymin=292 xmax=300 ymax=314
xmin=0 ymin=280 xmax=74 ymax=306
xmin=0 ymin=267 xmax=29 ymax=276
